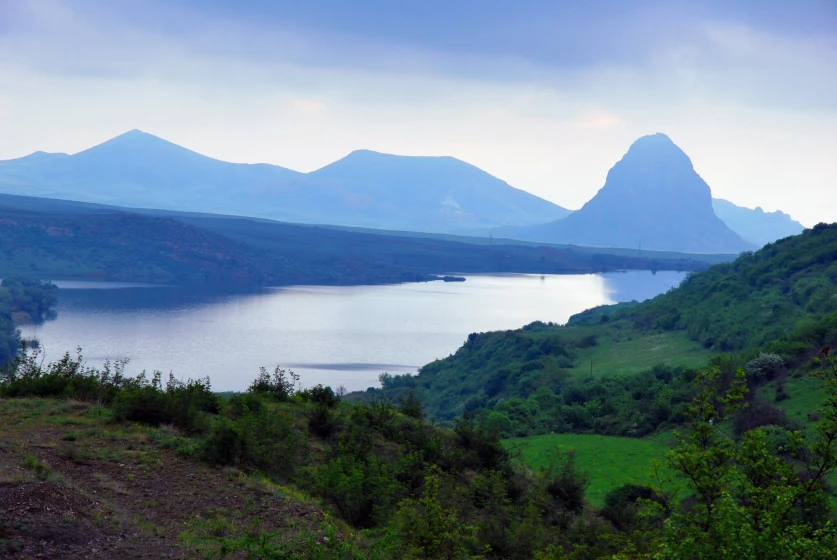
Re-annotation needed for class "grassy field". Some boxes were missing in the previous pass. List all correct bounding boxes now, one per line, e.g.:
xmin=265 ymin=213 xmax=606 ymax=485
xmin=503 ymin=433 xmax=674 ymax=506
xmin=763 ymin=373 xmax=828 ymax=424
xmin=566 ymin=327 xmax=712 ymax=378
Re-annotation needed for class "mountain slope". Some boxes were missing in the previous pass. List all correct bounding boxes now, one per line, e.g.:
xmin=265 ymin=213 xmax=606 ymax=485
xmin=712 ymin=198 xmax=805 ymax=246
xmin=0 ymin=131 xmax=569 ymax=233
xmin=372 ymin=224 xmax=837 ymax=426
xmin=513 ymin=134 xmax=755 ymax=253
xmin=0 ymin=193 xmax=715 ymax=285
xmin=0 ymin=130 xmax=303 ymax=213
xmin=305 ymin=149 xmax=569 ymax=230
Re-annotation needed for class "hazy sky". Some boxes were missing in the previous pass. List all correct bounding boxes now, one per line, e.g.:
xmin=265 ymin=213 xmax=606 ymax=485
xmin=1 ymin=0 xmax=835 ymax=226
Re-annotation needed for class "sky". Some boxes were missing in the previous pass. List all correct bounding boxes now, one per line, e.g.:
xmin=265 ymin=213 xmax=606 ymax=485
xmin=0 ymin=0 xmax=835 ymax=226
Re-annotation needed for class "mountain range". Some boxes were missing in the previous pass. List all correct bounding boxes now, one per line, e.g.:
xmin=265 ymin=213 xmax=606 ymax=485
xmin=711 ymin=198 xmax=804 ymax=246
xmin=0 ymin=130 xmax=569 ymax=233
xmin=0 ymin=131 xmax=804 ymax=253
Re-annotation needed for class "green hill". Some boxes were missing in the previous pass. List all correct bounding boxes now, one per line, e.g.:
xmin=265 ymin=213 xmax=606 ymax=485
xmin=371 ymin=224 xmax=837 ymax=436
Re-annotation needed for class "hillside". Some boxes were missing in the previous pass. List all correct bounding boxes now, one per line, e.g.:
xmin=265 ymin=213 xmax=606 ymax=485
xmin=712 ymin=198 xmax=805 ymax=246
xmin=2 ymin=328 xmax=836 ymax=558
xmin=2 ymin=347 xmax=834 ymax=558
xmin=305 ymin=149 xmax=569 ymax=230
xmin=0 ymin=131 xmax=568 ymax=233
xmin=371 ymin=224 xmax=837 ymax=433
xmin=0 ymin=210 xmax=439 ymax=286
xmin=512 ymin=134 xmax=755 ymax=253
xmin=0 ymin=193 xmax=727 ymax=286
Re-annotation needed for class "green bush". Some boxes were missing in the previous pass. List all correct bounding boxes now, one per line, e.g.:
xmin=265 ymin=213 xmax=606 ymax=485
xmin=248 ymin=366 xmax=299 ymax=401
xmin=304 ymin=456 xmax=397 ymax=528
xmin=111 ymin=372 xmax=218 ymax=433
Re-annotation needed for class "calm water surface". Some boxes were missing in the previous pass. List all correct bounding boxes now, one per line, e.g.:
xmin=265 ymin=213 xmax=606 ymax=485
xmin=21 ymin=272 xmax=685 ymax=391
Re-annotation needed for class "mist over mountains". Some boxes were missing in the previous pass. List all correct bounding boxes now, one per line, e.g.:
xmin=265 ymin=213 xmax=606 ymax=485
xmin=0 ymin=130 xmax=802 ymax=254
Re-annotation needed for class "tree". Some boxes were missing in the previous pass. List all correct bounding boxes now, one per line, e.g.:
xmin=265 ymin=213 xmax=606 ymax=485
xmin=649 ymin=363 xmax=837 ymax=559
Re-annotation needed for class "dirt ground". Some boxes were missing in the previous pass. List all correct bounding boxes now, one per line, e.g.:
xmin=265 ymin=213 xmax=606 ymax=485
xmin=0 ymin=398 xmax=325 ymax=559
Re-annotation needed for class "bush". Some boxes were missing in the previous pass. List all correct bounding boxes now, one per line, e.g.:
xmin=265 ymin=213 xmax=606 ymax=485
xmin=733 ymin=400 xmax=788 ymax=436
xmin=398 ymin=388 xmax=424 ymax=419
xmin=304 ymin=456 xmax=397 ymax=528
xmin=0 ymin=347 xmax=130 ymax=401
xmin=225 ymin=392 xmax=264 ymax=419
xmin=540 ymin=450 xmax=589 ymax=517
xmin=305 ymin=384 xmax=340 ymax=408
xmin=744 ymin=353 xmax=785 ymax=383
xmin=112 ymin=372 xmax=218 ymax=433
xmin=307 ymin=403 xmax=337 ymax=438
xmin=201 ymin=419 xmax=242 ymax=466
xmin=248 ymin=366 xmax=299 ymax=401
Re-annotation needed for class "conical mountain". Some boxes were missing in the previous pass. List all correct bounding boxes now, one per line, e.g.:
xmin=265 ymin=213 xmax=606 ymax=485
xmin=517 ymin=133 xmax=755 ymax=253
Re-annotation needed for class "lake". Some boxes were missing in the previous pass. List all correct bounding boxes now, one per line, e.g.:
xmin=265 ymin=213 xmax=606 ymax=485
xmin=20 ymin=271 xmax=685 ymax=392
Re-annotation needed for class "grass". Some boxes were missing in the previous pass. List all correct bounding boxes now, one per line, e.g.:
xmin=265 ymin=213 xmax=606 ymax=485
xmin=0 ymin=396 xmax=326 ymax=558
xmin=503 ymin=433 xmax=674 ymax=506
xmin=566 ymin=327 xmax=712 ymax=378
xmin=766 ymin=373 xmax=828 ymax=424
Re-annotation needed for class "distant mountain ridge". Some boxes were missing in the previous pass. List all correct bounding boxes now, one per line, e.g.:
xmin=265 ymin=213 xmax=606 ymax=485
xmin=508 ymin=134 xmax=756 ymax=253
xmin=0 ymin=130 xmax=569 ymax=233
xmin=711 ymin=198 xmax=804 ymax=246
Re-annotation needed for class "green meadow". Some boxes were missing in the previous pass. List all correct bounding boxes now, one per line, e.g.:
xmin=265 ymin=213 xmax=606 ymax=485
xmin=503 ymin=433 xmax=674 ymax=506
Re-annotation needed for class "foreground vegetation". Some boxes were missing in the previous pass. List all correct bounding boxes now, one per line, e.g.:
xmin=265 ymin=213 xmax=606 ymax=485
xmin=2 ymin=344 xmax=837 ymax=558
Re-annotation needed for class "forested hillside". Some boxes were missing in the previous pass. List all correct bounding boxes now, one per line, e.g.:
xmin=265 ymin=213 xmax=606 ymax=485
xmin=620 ymin=222 xmax=837 ymax=354
xmin=0 ymin=194 xmax=722 ymax=285
xmin=0 ymin=278 xmax=58 ymax=363
xmin=372 ymin=224 xmax=837 ymax=435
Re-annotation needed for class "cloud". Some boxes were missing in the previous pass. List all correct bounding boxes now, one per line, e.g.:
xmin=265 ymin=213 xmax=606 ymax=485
xmin=0 ymin=0 xmax=835 ymax=226
xmin=0 ymin=94 xmax=13 ymax=118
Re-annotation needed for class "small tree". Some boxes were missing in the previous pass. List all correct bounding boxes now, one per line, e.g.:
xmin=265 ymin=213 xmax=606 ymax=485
xmin=651 ymin=363 xmax=837 ymax=559
xmin=399 ymin=388 xmax=424 ymax=419
xmin=248 ymin=366 xmax=299 ymax=400
xmin=394 ymin=473 xmax=479 ymax=559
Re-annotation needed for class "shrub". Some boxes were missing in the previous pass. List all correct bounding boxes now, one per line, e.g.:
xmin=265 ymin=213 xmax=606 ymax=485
xmin=733 ymin=399 xmax=788 ymax=436
xmin=248 ymin=366 xmax=298 ymax=401
xmin=201 ymin=419 xmax=242 ymax=466
xmin=225 ymin=392 xmax=264 ymax=420
xmin=398 ymin=388 xmax=424 ymax=419
xmin=112 ymin=372 xmax=218 ymax=433
xmin=540 ymin=449 xmax=589 ymax=517
xmin=304 ymin=456 xmax=396 ymax=528
xmin=394 ymin=474 xmax=477 ymax=560
xmin=600 ymin=484 xmax=663 ymax=531
xmin=307 ymin=403 xmax=337 ymax=438
xmin=23 ymin=455 xmax=52 ymax=481
xmin=744 ymin=353 xmax=785 ymax=383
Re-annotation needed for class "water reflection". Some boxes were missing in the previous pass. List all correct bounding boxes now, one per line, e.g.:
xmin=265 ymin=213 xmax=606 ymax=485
xmin=23 ymin=271 xmax=685 ymax=392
